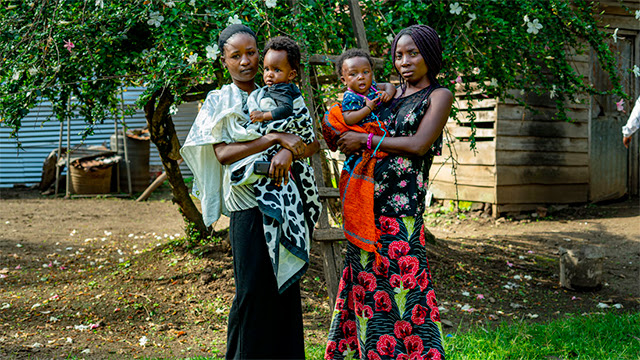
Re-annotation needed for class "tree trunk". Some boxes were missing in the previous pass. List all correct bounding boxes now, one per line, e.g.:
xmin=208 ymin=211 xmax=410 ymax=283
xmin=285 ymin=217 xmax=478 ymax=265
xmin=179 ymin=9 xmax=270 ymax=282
xmin=144 ymin=88 xmax=209 ymax=237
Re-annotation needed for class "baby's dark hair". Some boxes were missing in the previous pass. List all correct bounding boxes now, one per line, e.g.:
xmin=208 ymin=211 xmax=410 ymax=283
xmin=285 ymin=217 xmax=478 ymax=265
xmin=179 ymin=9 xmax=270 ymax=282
xmin=263 ymin=36 xmax=301 ymax=72
xmin=335 ymin=48 xmax=373 ymax=76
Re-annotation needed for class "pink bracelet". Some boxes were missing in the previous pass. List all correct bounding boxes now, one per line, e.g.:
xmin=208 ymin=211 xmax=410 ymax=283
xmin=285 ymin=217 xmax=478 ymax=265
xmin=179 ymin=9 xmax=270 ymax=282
xmin=367 ymin=133 xmax=374 ymax=150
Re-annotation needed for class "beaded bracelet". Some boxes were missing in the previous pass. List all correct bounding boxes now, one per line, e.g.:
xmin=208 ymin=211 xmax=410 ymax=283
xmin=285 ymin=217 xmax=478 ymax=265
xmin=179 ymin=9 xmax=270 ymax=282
xmin=366 ymin=133 xmax=374 ymax=150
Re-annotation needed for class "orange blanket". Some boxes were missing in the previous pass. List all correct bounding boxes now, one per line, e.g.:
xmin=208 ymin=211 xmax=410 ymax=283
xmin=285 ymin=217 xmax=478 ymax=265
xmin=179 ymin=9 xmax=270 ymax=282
xmin=321 ymin=103 xmax=387 ymax=261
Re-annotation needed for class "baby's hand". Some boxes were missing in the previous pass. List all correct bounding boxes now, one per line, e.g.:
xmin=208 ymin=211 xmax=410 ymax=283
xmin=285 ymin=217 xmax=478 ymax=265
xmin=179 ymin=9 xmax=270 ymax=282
xmin=376 ymin=90 xmax=392 ymax=103
xmin=250 ymin=111 xmax=265 ymax=123
xmin=365 ymin=96 xmax=380 ymax=111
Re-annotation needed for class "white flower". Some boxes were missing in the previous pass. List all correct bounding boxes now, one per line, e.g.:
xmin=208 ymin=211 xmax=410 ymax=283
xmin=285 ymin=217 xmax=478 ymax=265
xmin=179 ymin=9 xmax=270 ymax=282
xmin=449 ymin=2 xmax=462 ymax=15
xmin=386 ymin=34 xmax=394 ymax=43
xmin=164 ymin=0 xmax=175 ymax=7
xmin=612 ymin=28 xmax=619 ymax=43
xmin=550 ymin=84 xmax=557 ymax=99
xmin=636 ymin=10 xmax=640 ymax=20
xmin=189 ymin=0 xmax=195 ymax=6
xmin=523 ymin=15 xmax=529 ymax=24
xmin=227 ymin=14 xmax=242 ymax=25
xmin=12 ymin=70 xmax=21 ymax=81
xmin=465 ymin=13 xmax=476 ymax=28
xmin=490 ymin=78 xmax=498 ymax=87
xmin=95 ymin=0 xmax=104 ymax=8
xmin=596 ymin=302 xmax=610 ymax=309
xmin=265 ymin=0 xmax=277 ymax=8
xmin=139 ymin=336 xmax=148 ymax=347
xmin=461 ymin=291 xmax=470 ymax=296
xmin=527 ymin=19 xmax=543 ymax=34
xmin=169 ymin=104 xmax=179 ymax=115
xmin=187 ymin=53 xmax=198 ymax=64
xmin=148 ymin=11 xmax=164 ymax=28
xmin=633 ymin=65 xmax=640 ymax=78
xmin=206 ymin=44 xmax=220 ymax=60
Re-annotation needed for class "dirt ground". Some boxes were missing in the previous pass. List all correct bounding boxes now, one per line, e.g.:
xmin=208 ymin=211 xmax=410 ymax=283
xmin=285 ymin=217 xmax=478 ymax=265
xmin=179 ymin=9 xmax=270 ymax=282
xmin=0 ymin=187 xmax=638 ymax=359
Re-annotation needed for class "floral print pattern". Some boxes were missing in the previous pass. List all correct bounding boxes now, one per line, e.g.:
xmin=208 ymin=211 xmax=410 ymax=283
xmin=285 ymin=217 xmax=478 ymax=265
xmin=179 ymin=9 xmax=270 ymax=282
xmin=325 ymin=216 xmax=444 ymax=360
xmin=373 ymin=85 xmax=443 ymax=217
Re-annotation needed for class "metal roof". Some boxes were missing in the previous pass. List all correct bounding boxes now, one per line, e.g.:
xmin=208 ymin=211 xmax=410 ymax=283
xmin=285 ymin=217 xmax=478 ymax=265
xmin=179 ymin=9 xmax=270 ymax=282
xmin=0 ymin=88 xmax=199 ymax=188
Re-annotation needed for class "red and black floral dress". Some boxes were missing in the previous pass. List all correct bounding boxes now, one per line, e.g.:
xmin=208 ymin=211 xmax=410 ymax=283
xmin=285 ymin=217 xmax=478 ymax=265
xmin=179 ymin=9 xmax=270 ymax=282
xmin=325 ymin=85 xmax=445 ymax=360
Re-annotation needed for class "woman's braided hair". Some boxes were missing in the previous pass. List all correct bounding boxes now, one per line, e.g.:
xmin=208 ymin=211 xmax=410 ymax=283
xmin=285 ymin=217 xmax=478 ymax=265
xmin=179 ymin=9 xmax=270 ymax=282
xmin=218 ymin=24 xmax=257 ymax=53
xmin=390 ymin=25 xmax=443 ymax=95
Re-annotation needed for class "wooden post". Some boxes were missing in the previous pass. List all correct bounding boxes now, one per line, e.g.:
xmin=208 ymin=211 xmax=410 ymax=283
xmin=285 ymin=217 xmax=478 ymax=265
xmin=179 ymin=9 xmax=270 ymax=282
xmin=347 ymin=0 xmax=370 ymax=53
xmin=559 ymin=245 xmax=604 ymax=290
xmin=290 ymin=0 xmax=349 ymax=308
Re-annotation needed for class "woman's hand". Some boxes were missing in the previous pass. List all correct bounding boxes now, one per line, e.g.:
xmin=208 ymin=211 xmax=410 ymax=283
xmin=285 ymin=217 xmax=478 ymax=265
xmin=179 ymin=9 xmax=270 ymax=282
xmin=269 ymin=148 xmax=293 ymax=187
xmin=273 ymin=132 xmax=305 ymax=157
xmin=338 ymin=131 xmax=367 ymax=155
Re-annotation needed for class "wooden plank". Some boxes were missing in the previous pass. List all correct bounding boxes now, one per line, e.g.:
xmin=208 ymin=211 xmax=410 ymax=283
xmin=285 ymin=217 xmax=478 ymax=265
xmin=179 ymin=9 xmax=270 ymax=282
xmin=454 ymin=81 xmax=492 ymax=96
xmin=318 ymin=186 xmax=340 ymax=199
xmin=313 ymin=227 xmax=346 ymax=241
xmin=597 ymin=1 xmax=639 ymax=14
xmin=446 ymin=124 xmax=495 ymax=139
xmin=433 ymin=141 xmax=496 ymax=166
xmin=429 ymin=182 xmax=495 ymax=203
xmin=454 ymin=98 xmax=497 ymax=110
xmin=600 ymin=14 xmax=640 ymax=31
xmin=495 ymin=136 xmax=588 ymax=153
xmin=430 ymin=164 xmax=495 ymax=187
xmin=496 ymin=150 xmax=588 ymax=166
xmin=567 ymin=53 xmax=590 ymax=63
xmin=495 ymin=203 xmax=552 ymax=215
xmin=503 ymin=90 xmax=589 ymax=109
xmin=496 ymin=165 xmax=589 ymax=186
xmin=496 ymin=184 xmax=588 ymax=204
xmin=498 ymin=103 xmax=589 ymax=123
xmin=348 ymin=0 xmax=369 ymax=52
xmin=452 ymin=109 xmax=497 ymax=123
xmin=497 ymin=120 xmax=588 ymax=139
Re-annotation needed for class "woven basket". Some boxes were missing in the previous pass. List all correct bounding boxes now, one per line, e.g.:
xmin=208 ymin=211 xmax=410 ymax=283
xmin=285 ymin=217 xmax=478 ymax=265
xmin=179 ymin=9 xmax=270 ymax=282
xmin=69 ymin=165 xmax=112 ymax=195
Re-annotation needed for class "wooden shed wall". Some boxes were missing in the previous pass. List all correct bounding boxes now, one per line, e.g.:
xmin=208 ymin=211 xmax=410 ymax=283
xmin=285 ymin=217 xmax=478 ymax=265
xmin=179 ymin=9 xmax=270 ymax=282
xmin=429 ymin=94 xmax=497 ymax=204
xmin=429 ymin=56 xmax=593 ymax=212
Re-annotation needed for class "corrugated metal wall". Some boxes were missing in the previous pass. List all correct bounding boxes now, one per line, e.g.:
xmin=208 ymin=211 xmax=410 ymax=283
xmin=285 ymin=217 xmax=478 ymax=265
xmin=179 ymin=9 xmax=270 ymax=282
xmin=0 ymin=88 xmax=200 ymax=188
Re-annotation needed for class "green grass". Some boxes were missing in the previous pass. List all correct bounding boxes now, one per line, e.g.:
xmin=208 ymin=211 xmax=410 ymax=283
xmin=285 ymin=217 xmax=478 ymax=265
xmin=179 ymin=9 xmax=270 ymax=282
xmin=304 ymin=312 xmax=639 ymax=360
xmin=133 ymin=312 xmax=639 ymax=360
xmin=445 ymin=312 xmax=640 ymax=360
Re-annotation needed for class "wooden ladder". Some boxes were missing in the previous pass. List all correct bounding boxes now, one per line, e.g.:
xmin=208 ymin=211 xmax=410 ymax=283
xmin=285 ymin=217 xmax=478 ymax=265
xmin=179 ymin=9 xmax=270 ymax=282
xmin=293 ymin=0 xmax=372 ymax=307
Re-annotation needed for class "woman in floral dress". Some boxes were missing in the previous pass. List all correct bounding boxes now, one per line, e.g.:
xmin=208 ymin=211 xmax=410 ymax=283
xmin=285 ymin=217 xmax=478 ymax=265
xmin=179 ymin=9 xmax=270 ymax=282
xmin=325 ymin=25 xmax=453 ymax=360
